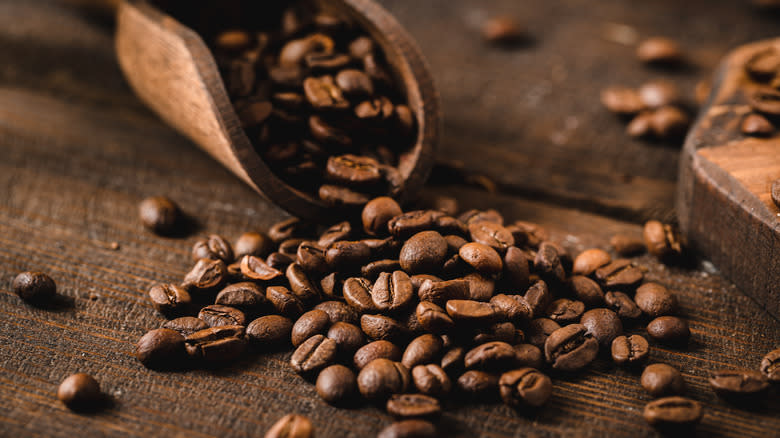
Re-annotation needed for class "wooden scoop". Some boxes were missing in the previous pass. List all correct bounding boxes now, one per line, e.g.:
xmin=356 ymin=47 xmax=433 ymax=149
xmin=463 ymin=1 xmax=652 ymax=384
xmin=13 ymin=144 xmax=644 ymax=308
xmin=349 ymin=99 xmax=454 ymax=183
xmin=114 ymin=0 xmax=439 ymax=220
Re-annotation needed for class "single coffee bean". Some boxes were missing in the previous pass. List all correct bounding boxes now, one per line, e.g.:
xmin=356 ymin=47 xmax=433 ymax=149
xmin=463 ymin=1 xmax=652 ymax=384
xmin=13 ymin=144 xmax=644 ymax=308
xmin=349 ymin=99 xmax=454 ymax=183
xmin=12 ymin=271 xmax=56 ymax=304
xmin=458 ymin=242 xmax=503 ymax=275
xmin=459 ymin=273 xmax=495 ymax=301
xmin=435 ymin=216 xmax=467 ymax=237
xmin=335 ymin=69 xmax=374 ymax=97
xmin=327 ymin=322 xmax=366 ymax=358
xmin=266 ymin=252 xmax=295 ymax=271
xmin=611 ymin=335 xmax=650 ymax=366
xmin=747 ymin=86 xmax=780 ymax=115
xmin=641 ymin=363 xmax=685 ymax=397
xmin=402 ymin=334 xmax=443 ymax=369
xmin=524 ymin=280 xmax=552 ymax=318
xmin=482 ymin=16 xmax=525 ymax=46
xmin=525 ymin=318 xmax=560 ymax=348
xmin=246 ymin=315 xmax=293 ymax=347
xmin=412 ymin=364 xmax=451 ymax=397
xmin=464 ymin=341 xmax=518 ymax=371
xmin=386 ymin=394 xmax=441 ymax=418
xmin=286 ymin=263 xmax=321 ymax=304
xmin=638 ymin=80 xmax=680 ymax=108
xmin=357 ymin=358 xmax=410 ymax=400
xmin=741 ymin=113 xmax=774 ymax=136
xmin=319 ymin=185 xmax=371 ymax=207
xmin=326 ymin=241 xmax=371 ymax=271
xmin=234 ymin=231 xmax=273 ymax=258
xmin=534 ymin=242 xmax=566 ymax=282
xmin=440 ymin=347 xmax=465 ymax=375
xmin=457 ymin=370 xmax=499 ymax=397
xmin=627 ymin=114 xmax=653 ymax=138
xmin=320 ymin=273 xmax=345 ymax=300
xmin=325 ymin=154 xmax=381 ymax=185
xmin=268 ymin=218 xmax=313 ymax=244
xmin=609 ymin=234 xmax=646 ymax=256
xmin=290 ymin=334 xmax=338 ymax=374
xmin=600 ymin=86 xmax=645 ymax=115
xmin=635 ymin=283 xmax=677 ymax=317
xmin=363 ymin=197 xmax=403 ymax=236
xmin=544 ymin=324 xmax=599 ymax=371
xmin=643 ymin=220 xmax=683 ymax=259
xmin=343 ymin=277 xmax=377 ymax=312
xmin=215 ymin=282 xmax=268 ymax=316
xmin=349 ymin=35 xmax=374 ymax=59
xmin=499 ymin=367 xmax=552 ymax=408
xmin=470 ymin=322 xmax=518 ymax=345
xmin=489 ymin=294 xmax=532 ymax=325
xmin=240 ymin=255 xmax=283 ymax=282
xmin=136 ymin=328 xmax=185 ymax=370
xmin=292 ymin=310 xmax=331 ymax=347
xmin=361 ymin=259 xmax=402 ymax=280
xmin=354 ymin=340 xmax=402 ymax=370
xmin=647 ymin=316 xmax=690 ymax=344
xmin=636 ymin=37 xmax=683 ymax=65
xmin=361 ymin=314 xmax=410 ymax=343
xmin=760 ymin=348 xmax=780 ymax=382
xmin=580 ymin=308 xmax=623 ymax=349
xmin=199 ymin=305 xmax=246 ymax=327
xmin=446 ymin=300 xmax=502 ymax=325
xmin=265 ymin=414 xmax=313 ymax=438
xmin=514 ymin=344 xmax=545 ymax=369
xmin=468 ymin=221 xmax=514 ymax=254
xmin=163 ymin=317 xmax=209 ymax=337
xmin=745 ymin=47 xmax=780 ymax=81
xmin=183 ymin=258 xmax=227 ymax=293
xmin=417 ymin=279 xmax=469 ymax=305
xmin=594 ymin=259 xmax=643 ymax=289
xmin=709 ymin=369 xmax=769 ymax=397
xmin=459 ymin=209 xmax=503 ymax=225
xmin=185 ymin=325 xmax=247 ymax=363
xmin=377 ymin=419 xmax=437 ymax=438
xmin=303 ymin=75 xmax=349 ymax=110
xmin=58 ymin=373 xmax=102 ymax=411
xmin=502 ymin=246 xmax=530 ymax=290
xmin=399 ymin=231 xmax=448 ymax=274
xmin=315 ymin=301 xmax=359 ymax=325
xmin=192 ymin=234 xmax=234 ymax=263
xmin=138 ymin=196 xmax=179 ymax=234
xmin=318 ymin=221 xmax=352 ymax=247
xmin=388 ymin=210 xmax=443 ymax=239
xmin=643 ymin=397 xmax=702 ymax=429
xmin=296 ymin=241 xmax=328 ymax=274
xmin=415 ymin=301 xmax=455 ymax=334
xmin=604 ymin=291 xmax=643 ymax=320
xmin=546 ymin=298 xmax=585 ymax=324
xmin=371 ymin=271 xmax=414 ymax=312
xmin=316 ymin=364 xmax=357 ymax=404
xmin=569 ymin=276 xmax=605 ymax=307
xmin=266 ymin=286 xmax=305 ymax=319
xmin=363 ymin=237 xmax=402 ymax=259
xmin=572 ymin=249 xmax=611 ymax=276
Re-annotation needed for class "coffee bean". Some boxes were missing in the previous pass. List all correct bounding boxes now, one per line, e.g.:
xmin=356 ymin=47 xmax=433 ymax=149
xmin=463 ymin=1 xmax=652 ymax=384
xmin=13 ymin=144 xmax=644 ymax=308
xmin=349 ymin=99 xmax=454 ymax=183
xmin=514 ymin=344 xmax=544 ymax=369
xmin=295 ymin=241 xmax=328 ymax=275
xmin=265 ymin=414 xmax=314 ymax=438
xmin=371 ymin=271 xmax=414 ymax=311
xmin=747 ymin=86 xmax=780 ymax=115
xmin=136 ymin=328 xmax=185 ymax=370
xmin=499 ymin=368 xmax=552 ymax=408
xmin=643 ymin=220 xmax=683 ymax=259
xmin=611 ymin=335 xmax=649 ymax=366
xmin=349 ymin=36 xmax=374 ymax=59
xmin=533 ymin=242 xmax=566 ymax=282
xmin=709 ymin=369 xmax=769 ymax=398
xmin=399 ymin=231 xmax=448 ymax=274
xmin=361 ymin=314 xmax=410 ymax=343
xmin=601 ymin=86 xmax=645 ymax=116
xmin=315 ymin=300 xmax=359 ymax=325
xmin=647 ymin=316 xmax=690 ymax=344
xmin=635 ymin=282 xmax=677 ymax=317
xmin=215 ymin=282 xmax=268 ymax=316
xmin=636 ymin=37 xmax=683 ymax=65
xmin=643 ymin=397 xmax=702 ymax=430
xmin=240 ymin=255 xmax=283 ymax=282
xmin=303 ymin=75 xmax=349 ymax=110
xmin=569 ymin=276 xmax=605 ymax=307
xmin=286 ymin=263 xmax=321 ymax=304
xmin=58 ymin=373 xmax=102 ymax=411
xmin=609 ymin=234 xmax=646 ymax=256
xmin=502 ymin=246 xmax=530 ymax=290
xmin=234 ymin=231 xmax=273 ymax=259
xmin=524 ymin=280 xmax=552 ymax=318
xmin=279 ymin=238 xmax=306 ymax=255
xmin=354 ymin=340 xmax=402 ymax=370
xmin=327 ymin=322 xmax=366 ymax=357
xmin=604 ymin=291 xmax=642 ymax=320
xmin=489 ymin=294 xmax=531 ymax=324
xmin=343 ymin=277 xmax=377 ymax=312
xmin=580 ymin=308 xmax=623 ymax=349
xmin=361 ymin=259 xmax=402 ymax=281
xmin=760 ymin=348 xmax=780 ymax=382
xmin=458 ymin=242 xmax=503 ymax=275
xmin=325 ymin=154 xmax=381 ymax=186
xmin=414 ymin=301 xmax=454 ymax=334
xmin=319 ymin=185 xmax=371 ymax=207
xmin=638 ymin=80 xmax=680 ymax=108
xmin=246 ymin=315 xmax=293 ymax=347
xmin=291 ymin=310 xmax=331 ymax=347
xmin=12 ymin=271 xmax=56 ymax=304
xmin=468 ymin=221 xmax=514 ymax=254
xmin=410 ymin=275 xmax=440 ymax=293
xmin=198 ymin=305 xmax=246 ymax=327
xmin=440 ymin=347 xmax=465 ymax=375
xmin=412 ymin=364 xmax=451 ymax=397
xmin=457 ymin=370 xmax=499 ymax=397
xmin=573 ymin=249 xmax=611 ymax=276
xmin=266 ymin=286 xmax=305 ymax=319
xmin=316 ymin=364 xmax=357 ymax=404
xmin=290 ymin=334 xmax=337 ymax=374
xmin=741 ymin=113 xmax=775 ymax=136
xmin=482 ymin=16 xmax=525 ymax=46
xmin=525 ymin=318 xmax=560 ymax=349
xmin=214 ymin=30 xmax=250 ymax=52
xmin=470 ymin=322 xmax=518 ymax=345
xmin=650 ymin=105 xmax=690 ymax=139
xmin=627 ymin=112 xmax=652 ymax=137
xmin=360 ymin=197 xmax=402 ymax=237
xmin=745 ymin=47 xmax=780 ymax=82
xmin=363 ymin=237 xmax=402 ymax=259
xmin=546 ymin=298 xmax=585 ymax=324
xmin=402 ymin=334 xmax=443 ymax=369
xmin=458 ymin=209 xmax=503 ymax=226
xmin=163 ymin=317 xmax=209 ymax=337
xmin=594 ymin=259 xmax=643 ymax=289
xmin=386 ymin=393 xmax=441 ymax=419
xmin=185 ymin=325 xmax=247 ymax=363
xmin=268 ymin=218 xmax=312 ymax=244
xmin=318 ymin=221 xmax=352 ymax=247
xmin=641 ymin=363 xmax=685 ymax=397
xmin=377 ymin=419 xmax=436 ymax=438
xmin=138 ymin=196 xmax=179 ymax=234
xmin=417 ymin=279 xmax=469 ymax=305
xmin=192 ymin=234 xmax=234 ymax=263
xmin=266 ymin=252 xmax=295 ymax=271
xmin=544 ymin=324 xmax=599 ymax=371
xmin=326 ymin=241 xmax=371 ymax=271
xmin=388 ymin=210 xmax=443 ymax=239
xmin=357 ymin=358 xmax=410 ymax=400
xmin=464 ymin=341 xmax=518 ymax=371
xmin=446 ymin=300 xmax=502 ymax=325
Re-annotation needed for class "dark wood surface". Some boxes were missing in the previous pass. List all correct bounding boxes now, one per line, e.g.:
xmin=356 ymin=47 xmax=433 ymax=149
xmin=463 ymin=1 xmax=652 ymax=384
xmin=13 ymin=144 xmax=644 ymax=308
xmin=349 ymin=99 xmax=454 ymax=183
xmin=0 ymin=0 xmax=778 ymax=437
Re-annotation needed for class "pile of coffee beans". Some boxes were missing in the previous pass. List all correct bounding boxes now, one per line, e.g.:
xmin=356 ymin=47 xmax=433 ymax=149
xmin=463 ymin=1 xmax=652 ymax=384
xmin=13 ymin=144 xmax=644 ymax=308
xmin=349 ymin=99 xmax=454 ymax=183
xmin=600 ymin=80 xmax=691 ymax=141
xmin=210 ymin=1 xmax=416 ymax=206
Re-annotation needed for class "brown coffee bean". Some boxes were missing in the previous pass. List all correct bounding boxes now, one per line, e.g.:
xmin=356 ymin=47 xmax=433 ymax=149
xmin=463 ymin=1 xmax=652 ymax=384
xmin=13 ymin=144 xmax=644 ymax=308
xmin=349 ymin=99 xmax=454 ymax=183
xmin=636 ymin=37 xmax=683 ymax=65
xmin=325 ymin=154 xmax=381 ymax=186
xmin=334 ymin=69 xmax=374 ymax=98
xmin=185 ymin=325 xmax=247 ymax=363
xmin=611 ymin=335 xmax=650 ymax=366
xmin=594 ymin=259 xmax=643 ymax=289
xmin=266 ymin=252 xmax=295 ymax=271
xmin=514 ymin=344 xmax=544 ymax=369
xmin=309 ymin=116 xmax=351 ymax=147
xmin=489 ymin=294 xmax=531 ymax=324
xmin=290 ymin=334 xmax=338 ymax=374
xmin=440 ymin=347 xmax=465 ymax=375
xmin=635 ymin=282 xmax=677 ymax=317
xmin=266 ymin=286 xmax=305 ymax=319
xmin=235 ymin=231 xmax=273 ymax=259
xmin=343 ymin=277 xmax=377 ymax=312
xmin=240 ymin=255 xmax=283 ymax=282
xmin=354 ymin=340 xmax=403 ymax=370
xmin=362 ymin=259 xmax=402 ymax=280
xmin=569 ymin=276 xmax=603 ymax=306
xmin=503 ymin=246 xmax=530 ymax=290
xmin=199 ymin=305 xmax=246 ymax=327
xmin=641 ymin=363 xmax=685 ymax=397
xmin=461 ymin=273 xmax=495 ymax=301
xmin=499 ymin=368 xmax=552 ymax=408
xmin=609 ymin=234 xmax=646 ymax=256
xmin=268 ymin=218 xmax=313 ymax=244
xmin=215 ymin=282 xmax=268 ymax=316
xmin=468 ymin=221 xmax=514 ymax=254
xmin=371 ymin=271 xmax=414 ymax=312
xmin=464 ymin=341 xmax=518 ymax=371
xmin=600 ymin=86 xmax=645 ymax=115
xmin=627 ymin=112 xmax=652 ymax=138
xmin=136 ymin=328 xmax=185 ymax=370
xmin=163 ymin=317 xmax=209 ymax=337
xmin=318 ymin=185 xmax=370 ymax=207
xmin=546 ymin=298 xmax=585 ymax=324
xmin=544 ymin=324 xmax=599 ymax=371
xmin=457 ymin=370 xmax=499 ymax=397
xmin=604 ymin=291 xmax=643 ymax=320
xmin=573 ymin=249 xmax=611 ymax=276
xmin=399 ymin=231 xmax=448 ymax=274
xmin=386 ymin=393 xmax=441 ymax=419
xmin=315 ymin=301 xmax=359 ymax=325
xmin=745 ymin=47 xmax=780 ymax=82
xmin=524 ymin=280 xmax=552 ymax=318
xmin=482 ymin=16 xmax=525 ymax=46
xmin=638 ymin=80 xmax=680 ymax=109
xmin=265 ymin=414 xmax=314 ymax=438
xmin=282 ymin=240 xmax=309 ymax=257
xmin=459 ymin=242 xmax=503 ymax=275
xmin=643 ymin=397 xmax=702 ymax=429
xmin=363 ymin=237 xmax=402 ymax=259
xmin=286 ymin=263 xmax=321 ymax=304
xmin=303 ymin=74 xmax=349 ymax=110
xmin=388 ymin=210 xmax=442 ymax=239
xmin=580 ymin=308 xmax=623 ymax=349
xmin=246 ymin=315 xmax=293 ymax=346
xmin=417 ymin=279 xmax=469 ymax=305
xmin=534 ymin=242 xmax=566 ymax=282
xmin=402 ymin=334 xmax=443 ymax=369
xmin=525 ymin=318 xmax=560 ymax=349
xmin=296 ymin=241 xmax=328 ymax=274
xmin=58 ymin=373 xmax=102 ymax=411
xmin=446 ymin=300 xmax=502 ymax=325
xmin=459 ymin=209 xmax=503 ymax=225
xmin=471 ymin=321 xmax=518 ymax=345
xmin=747 ymin=86 xmax=780 ymax=115
xmin=377 ymin=419 xmax=437 ymax=438
xmin=415 ymin=301 xmax=455 ymax=334
xmin=760 ymin=348 xmax=780 ymax=382
xmin=318 ymin=221 xmax=352 ymax=247
xmin=643 ymin=220 xmax=683 ymax=259
xmin=292 ymin=310 xmax=331 ymax=347
xmin=647 ymin=316 xmax=690 ymax=344
xmin=349 ymin=36 xmax=374 ymax=59
xmin=650 ymin=106 xmax=689 ymax=139
xmin=182 ymin=258 xmax=227 ymax=293
xmin=412 ymin=364 xmax=451 ymax=397
xmin=709 ymin=369 xmax=769 ymax=397
xmin=357 ymin=358 xmax=410 ymax=400
xmin=326 ymin=241 xmax=371 ymax=271
xmin=12 ymin=271 xmax=57 ymax=304
xmin=326 ymin=322 xmax=366 ymax=358
xmin=214 ymin=30 xmax=250 ymax=52
xmin=741 ymin=113 xmax=775 ymax=136
xmin=316 ymin=364 xmax=357 ymax=404
xmin=192 ymin=234 xmax=234 ymax=263
xmin=138 ymin=196 xmax=179 ymax=234
xmin=361 ymin=314 xmax=411 ymax=343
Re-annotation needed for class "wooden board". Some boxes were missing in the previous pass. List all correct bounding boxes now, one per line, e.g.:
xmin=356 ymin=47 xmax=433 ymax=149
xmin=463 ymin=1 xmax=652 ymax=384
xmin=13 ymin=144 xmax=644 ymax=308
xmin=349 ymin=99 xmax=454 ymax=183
xmin=0 ymin=0 xmax=778 ymax=437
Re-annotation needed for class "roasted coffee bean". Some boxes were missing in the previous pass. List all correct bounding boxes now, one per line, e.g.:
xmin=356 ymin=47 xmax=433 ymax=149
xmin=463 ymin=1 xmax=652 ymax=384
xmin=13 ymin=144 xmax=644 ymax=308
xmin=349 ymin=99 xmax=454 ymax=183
xmin=444 ymin=235 xmax=468 ymax=254
xmin=377 ymin=419 xmax=437 ymax=438
xmin=363 ymin=237 xmax=402 ymax=259
xmin=458 ymin=242 xmax=503 ymax=275
xmin=266 ymin=252 xmax=295 ymax=271
xmin=246 ymin=315 xmax=293 ymax=346
xmin=745 ymin=47 xmax=780 ymax=81
xmin=325 ymin=154 xmax=381 ymax=186
xmin=388 ymin=210 xmax=443 ymax=239
xmin=315 ymin=300 xmax=359 ymax=324
xmin=386 ymin=393 xmax=441 ymax=418
xmin=458 ymin=209 xmax=503 ymax=225
xmin=357 ymin=358 xmax=410 ymax=400
xmin=349 ymin=36 xmax=374 ymax=59
xmin=643 ymin=220 xmax=683 ymax=259
xmin=327 ymin=322 xmax=366 ymax=357
xmin=399 ymin=231 xmax=448 ymax=274
xmin=468 ymin=221 xmax=514 ymax=254
xmin=361 ymin=314 xmax=410 ymax=343
xmin=594 ymin=259 xmax=643 ymax=289
xmin=741 ymin=113 xmax=775 ymax=136
xmin=148 ymin=283 xmax=191 ymax=316
xmin=290 ymin=334 xmax=337 ymax=374
xmin=482 ymin=16 xmax=525 ymax=46
xmin=760 ymin=348 xmax=780 ymax=382
xmin=286 ymin=263 xmax=320 ymax=304
xmin=361 ymin=259 xmax=402 ymax=280
xmin=326 ymin=241 xmax=371 ymax=271
xmin=647 ymin=316 xmax=690 ymax=344
xmin=525 ymin=318 xmax=560 ymax=349
xmin=370 ymin=271 xmax=414 ymax=312
xmin=499 ymin=368 xmax=552 ymax=408
xmin=266 ymin=286 xmax=305 ymax=319
xmin=417 ymin=279 xmax=469 ymax=305
xmin=185 ymin=325 xmax=247 ymax=363
xmin=637 ymin=37 xmax=683 ymax=65
xmin=12 ymin=271 xmax=56 ymax=304
xmin=544 ymin=324 xmax=599 ymax=371
xmin=295 ymin=241 xmax=328 ymax=274
xmin=461 ymin=273 xmax=495 ymax=301
xmin=415 ymin=301 xmax=455 ymax=334
xmin=292 ymin=310 xmax=331 ymax=347
xmin=402 ymin=334 xmax=443 ymax=369
xmin=457 ymin=370 xmax=499 ymax=397
xmin=138 ymin=196 xmax=179 ymax=234
xmin=546 ymin=298 xmax=585 ymax=324
xmin=279 ymin=33 xmax=334 ymax=67
xmin=464 ymin=341 xmax=518 ymax=371
xmin=627 ymin=113 xmax=652 ymax=138
xmin=215 ymin=282 xmax=267 ymax=316
xmin=446 ymin=300 xmax=502 ymax=325
xmin=641 ymin=363 xmax=685 ymax=397
xmin=265 ymin=414 xmax=314 ymax=438
xmin=533 ymin=242 xmax=566 ymax=282
xmin=319 ymin=272 xmax=346 ymax=301
xmin=434 ymin=216 xmax=467 ymax=236
xmin=163 ymin=317 xmax=209 ymax=337
xmin=199 ymin=305 xmax=246 ymax=327
xmin=214 ymin=30 xmax=250 ymax=52
xmin=611 ymin=335 xmax=650 ymax=366
xmin=609 ymin=234 xmax=646 ymax=256
xmin=309 ymin=116 xmax=351 ymax=147
xmin=362 ymin=197 xmax=403 ymax=236
xmin=192 ymin=234 xmax=233 ymax=263
xmin=635 ymin=283 xmax=677 ymax=317
xmin=440 ymin=347 xmax=465 ymax=375
xmin=601 ymin=86 xmax=644 ymax=115
xmin=279 ymin=238 xmax=306 ymax=255
xmin=318 ymin=221 xmax=352 ymax=247
xmin=573 ymin=249 xmax=611 ymax=276
xmin=569 ymin=276 xmax=605 ymax=307
xmin=268 ymin=218 xmax=312 ymax=244
xmin=237 ymin=100 xmax=272 ymax=127
xmin=136 ymin=328 xmax=186 ymax=370
xmin=604 ymin=291 xmax=642 ymax=320
xmin=58 ymin=373 xmax=102 ymax=411
xmin=470 ymin=322 xmax=517 ymax=345
xmin=182 ymin=258 xmax=227 ymax=293
xmin=412 ymin=364 xmax=451 ymax=397
xmin=514 ymin=344 xmax=544 ymax=369
xmin=501 ymin=246 xmax=530 ymax=290
xmin=638 ymin=80 xmax=680 ymax=109
xmin=411 ymin=275 xmax=441 ymax=293
xmin=334 ymin=69 xmax=373 ymax=98
xmin=643 ymin=397 xmax=702 ymax=429
xmin=303 ymin=75 xmax=349 ymax=110
xmin=709 ymin=369 xmax=769 ymax=398
xmin=343 ymin=277 xmax=377 ymax=312
xmin=747 ymin=86 xmax=780 ymax=115
xmin=580 ymin=308 xmax=623 ymax=349
xmin=354 ymin=340 xmax=403 ymax=370
xmin=489 ymin=294 xmax=531 ymax=324
xmin=650 ymin=106 xmax=690 ymax=139
xmin=240 ymin=255 xmax=283 ymax=282
xmin=319 ymin=185 xmax=371 ymax=207
xmin=316 ymin=364 xmax=357 ymax=404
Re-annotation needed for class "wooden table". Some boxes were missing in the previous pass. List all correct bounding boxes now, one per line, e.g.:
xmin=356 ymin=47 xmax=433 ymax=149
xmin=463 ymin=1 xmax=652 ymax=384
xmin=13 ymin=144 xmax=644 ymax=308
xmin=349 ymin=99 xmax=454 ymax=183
xmin=0 ymin=0 xmax=778 ymax=436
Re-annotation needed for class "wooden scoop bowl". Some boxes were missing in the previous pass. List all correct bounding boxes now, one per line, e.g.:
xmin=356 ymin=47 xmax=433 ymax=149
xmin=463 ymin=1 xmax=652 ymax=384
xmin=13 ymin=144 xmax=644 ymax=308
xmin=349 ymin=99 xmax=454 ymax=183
xmin=115 ymin=0 xmax=439 ymax=221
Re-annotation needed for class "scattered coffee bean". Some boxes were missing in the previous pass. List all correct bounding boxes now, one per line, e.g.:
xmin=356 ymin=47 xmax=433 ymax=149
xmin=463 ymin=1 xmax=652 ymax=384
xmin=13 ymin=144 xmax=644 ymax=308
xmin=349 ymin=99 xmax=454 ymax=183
xmin=265 ymin=414 xmax=313 ymax=438
xmin=464 ymin=341 xmax=518 ymax=371
xmin=503 ymin=246 xmax=530 ymax=289
xmin=499 ymin=367 xmax=552 ymax=408
xmin=402 ymin=334 xmax=443 ymax=369
xmin=58 ymin=373 xmax=102 ymax=411
xmin=569 ymin=276 xmax=605 ymax=307
xmin=459 ymin=242 xmax=503 ymax=275
xmin=461 ymin=273 xmax=495 ymax=301
xmin=744 ymin=46 xmax=780 ymax=81
xmin=760 ymin=348 xmax=780 ymax=382
xmin=418 ymin=279 xmax=470 ymax=305
xmin=354 ymin=340 xmax=403 ymax=370
xmin=183 ymin=258 xmax=228 ymax=293
xmin=286 ymin=263 xmax=321 ymax=304
xmin=192 ymin=234 xmax=234 ymax=263
xmin=357 ymin=358 xmax=410 ymax=400
xmin=266 ymin=286 xmax=306 ymax=319
xmin=641 ymin=363 xmax=685 ymax=397
xmin=544 ymin=324 xmax=599 ymax=371
xmin=386 ymin=393 xmax=441 ymax=418
xmin=741 ymin=113 xmax=774 ymax=136
xmin=709 ymin=369 xmax=769 ymax=398
xmin=215 ymin=282 xmax=268 ymax=316
xmin=482 ymin=16 xmax=526 ymax=46
xmin=514 ymin=344 xmax=544 ymax=369
xmin=247 ymin=315 xmax=293 ymax=347
xmin=609 ymin=234 xmax=646 ymax=256
xmin=469 ymin=221 xmax=514 ymax=254
xmin=371 ymin=271 xmax=414 ymax=311
xmin=546 ymin=298 xmax=585 ymax=324
xmin=524 ymin=280 xmax=552 ymax=318
xmin=594 ymin=259 xmax=643 ymax=289
xmin=136 ymin=328 xmax=185 ymax=370
xmin=580 ymin=308 xmax=623 ymax=349
xmin=292 ymin=309 xmax=331 ymax=347
xmin=643 ymin=397 xmax=702 ymax=429
xmin=400 ymin=231 xmax=448 ymax=274
xmin=601 ymin=86 xmax=644 ymax=116
xmin=440 ymin=347 xmax=465 ymax=375
xmin=643 ymin=220 xmax=683 ymax=259
xmin=647 ymin=316 xmax=690 ymax=344
xmin=234 ymin=231 xmax=273 ymax=259
xmin=138 ymin=196 xmax=179 ymax=234
xmin=163 ymin=317 xmax=209 ymax=337
xmin=199 ymin=304 xmax=247 ymax=327
xmin=457 ymin=370 xmax=499 ymax=397
xmin=635 ymin=282 xmax=677 ymax=317
xmin=363 ymin=197 xmax=403 ymax=236
xmin=315 ymin=300 xmax=359 ymax=325
xmin=525 ymin=318 xmax=561 ymax=348
xmin=326 ymin=241 xmax=371 ymax=272
xmin=489 ymin=294 xmax=531 ymax=325
xmin=636 ymin=37 xmax=683 ymax=65
xmin=377 ymin=419 xmax=436 ymax=438
xmin=327 ymin=321 xmax=366 ymax=358
xmin=12 ymin=271 xmax=56 ymax=304
xmin=611 ymin=335 xmax=650 ymax=366
xmin=316 ymin=364 xmax=357 ymax=404
xmin=148 ymin=283 xmax=191 ymax=316
xmin=573 ymin=249 xmax=611 ymax=276
xmin=415 ymin=301 xmax=455 ymax=334
xmin=604 ymin=291 xmax=643 ymax=320
xmin=446 ymin=300 xmax=502 ymax=325
xmin=361 ymin=314 xmax=411 ymax=343
xmin=638 ymin=80 xmax=680 ymax=108
xmin=412 ymin=364 xmax=451 ymax=397
xmin=185 ymin=325 xmax=247 ymax=363
xmin=290 ymin=334 xmax=338 ymax=374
